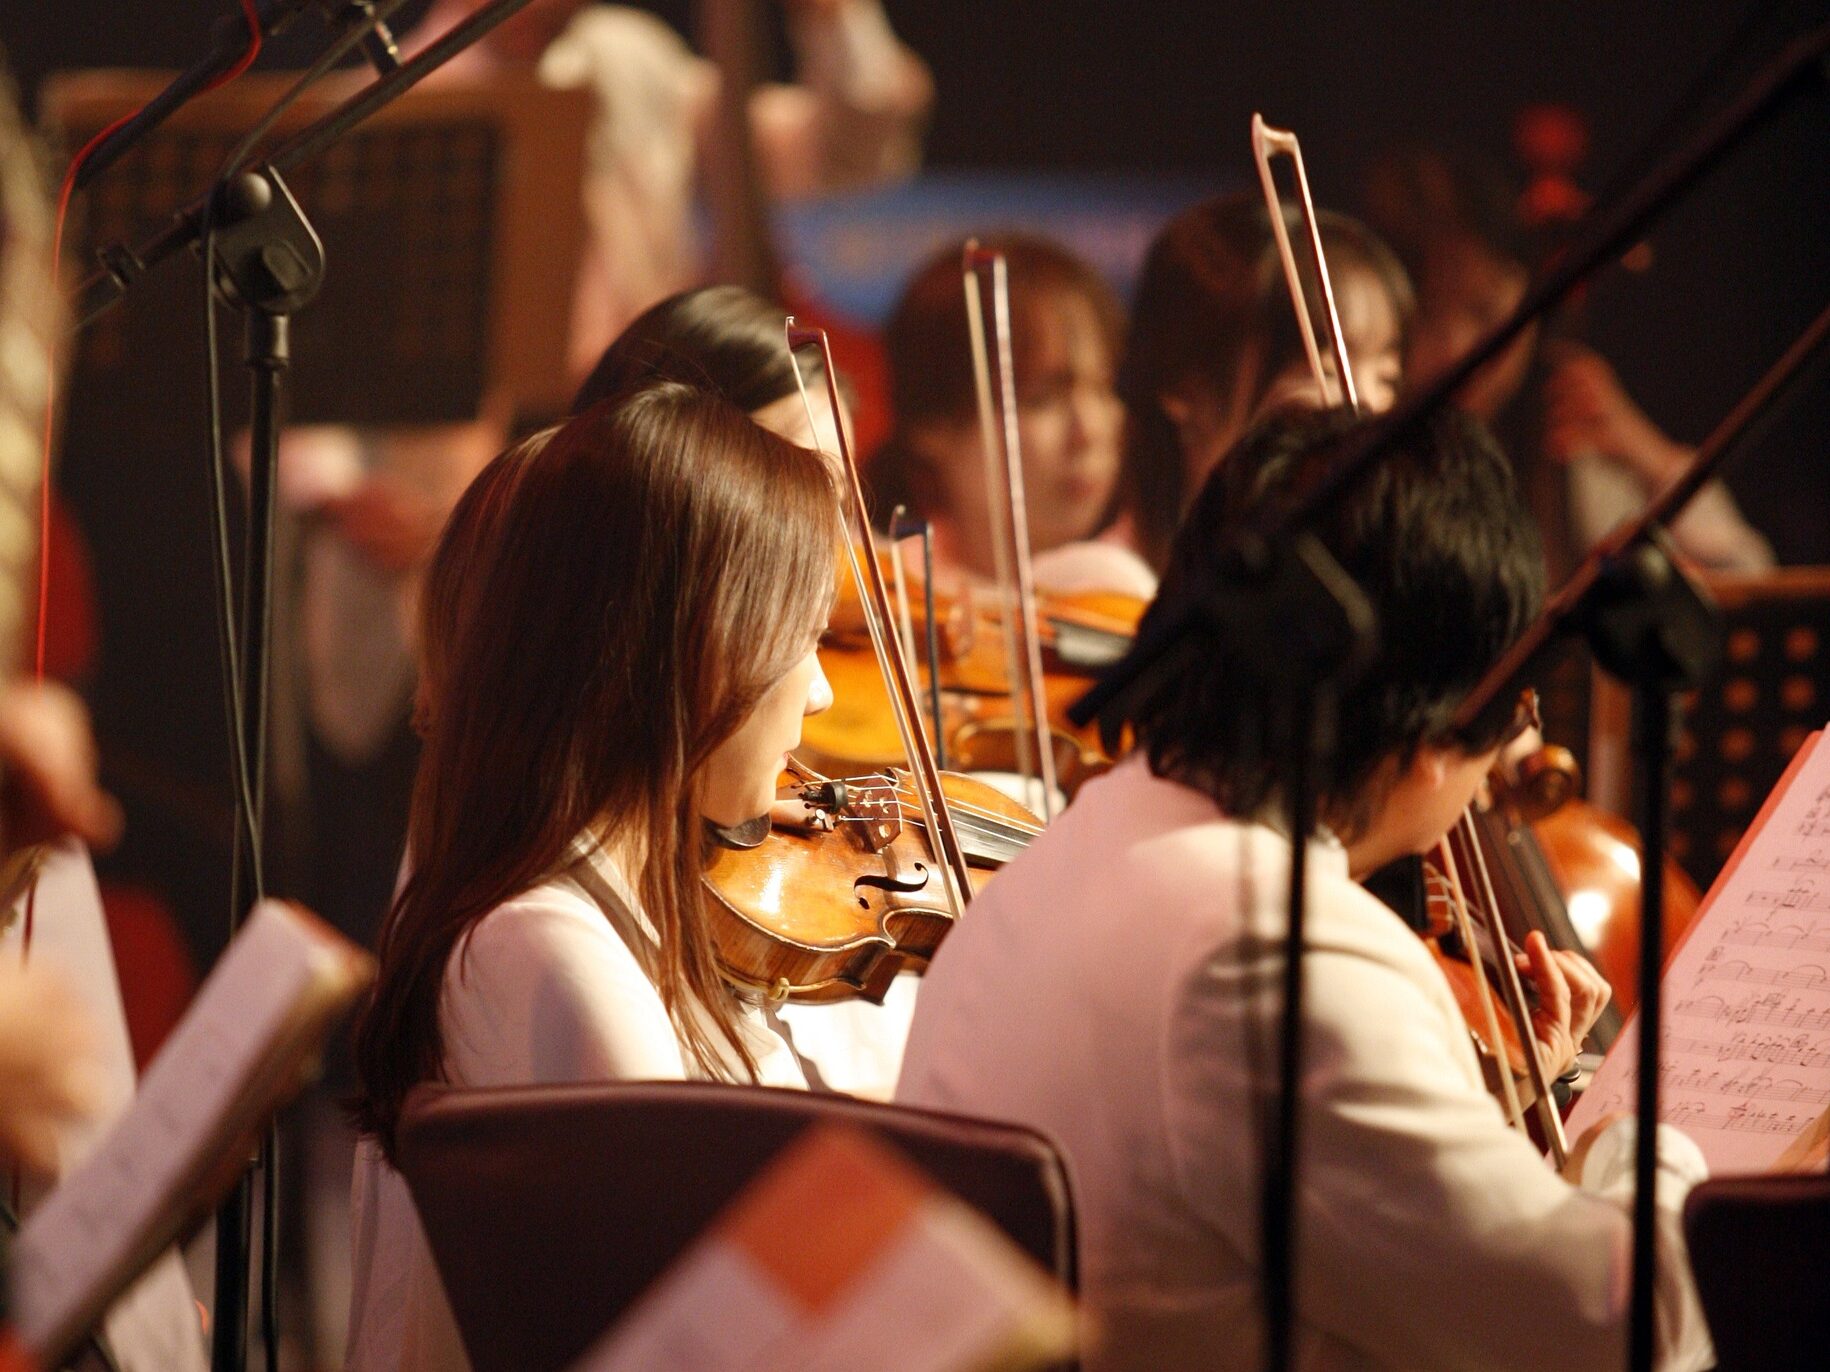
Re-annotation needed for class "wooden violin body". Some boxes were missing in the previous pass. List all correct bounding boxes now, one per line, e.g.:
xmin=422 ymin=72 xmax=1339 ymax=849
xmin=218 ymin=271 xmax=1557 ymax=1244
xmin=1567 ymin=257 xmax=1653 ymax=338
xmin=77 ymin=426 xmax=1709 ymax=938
xmin=1469 ymin=746 xmax=1701 ymax=1045
xmin=807 ymin=552 xmax=1143 ymax=789
xmin=702 ymin=762 xmax=1040 ymax=1004
xmin=1420 ymin=858 xmax=1543 ymax=1109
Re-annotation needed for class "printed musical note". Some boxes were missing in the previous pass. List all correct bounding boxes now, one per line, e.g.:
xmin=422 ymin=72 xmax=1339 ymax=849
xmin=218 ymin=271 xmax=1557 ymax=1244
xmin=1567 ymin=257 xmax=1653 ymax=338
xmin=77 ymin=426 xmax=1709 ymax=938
xmin=1693 ymin=961 xmax=1830 ymax=991
xmin=1664 ymin=1030 xmax=1830 ymax=1070
xmin=1720 ymin=918 xmax=1830 ymax=953
xmin=1568 ymin=728 xmax=1830 ymax=1173
xmin=1740 ymin=883 xmax=1830 ymax=915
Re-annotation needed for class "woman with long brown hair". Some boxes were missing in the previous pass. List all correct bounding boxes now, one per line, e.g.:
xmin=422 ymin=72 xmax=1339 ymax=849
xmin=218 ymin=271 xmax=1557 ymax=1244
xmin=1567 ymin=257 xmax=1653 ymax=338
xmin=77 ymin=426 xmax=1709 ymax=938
xmin=345 ymin=381 xmax=840 ymax=1371
xmin=1120 ymin=193 xmax=1413 ymax=571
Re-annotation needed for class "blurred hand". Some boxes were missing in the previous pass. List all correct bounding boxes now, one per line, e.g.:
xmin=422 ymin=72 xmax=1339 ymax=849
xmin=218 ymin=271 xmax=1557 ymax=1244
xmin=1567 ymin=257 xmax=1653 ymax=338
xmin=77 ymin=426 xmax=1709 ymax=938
xmin=1542 ymin=343 xmax=1687 ymax=485
xmin=0 ymin=961 xmax=103 ymax=1175
xmin=0 ymin=680 xmax=123 ymax=855
xmin=321 ymin=476 xmax=445 ymax=575
xmin=1517 ymin=929 xmax=1612 ymax=1079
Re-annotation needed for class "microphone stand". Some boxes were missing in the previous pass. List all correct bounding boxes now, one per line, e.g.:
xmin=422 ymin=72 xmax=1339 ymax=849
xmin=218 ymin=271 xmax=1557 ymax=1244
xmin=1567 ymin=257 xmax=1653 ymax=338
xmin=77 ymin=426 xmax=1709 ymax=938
xmin=60 ymin=6 xmax=543 ymax=1371
xmin=72 ymin=0 xmax=544 ymax=330
xmin=1449 ymin=296 xmax=1830 ymax=1372
xmin=71 ymin=0 xmax=404 ymax=193
xmin=72 ymin=1 xmax=311 ymax=192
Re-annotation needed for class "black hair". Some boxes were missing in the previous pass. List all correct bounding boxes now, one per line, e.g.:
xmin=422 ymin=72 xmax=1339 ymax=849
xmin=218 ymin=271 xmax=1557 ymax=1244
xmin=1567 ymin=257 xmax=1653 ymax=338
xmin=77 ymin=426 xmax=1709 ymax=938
xmin=570 ymin=284 xmax=819 ymax=416
xmin=1123 ymin=406 xmax=1544 ymax=836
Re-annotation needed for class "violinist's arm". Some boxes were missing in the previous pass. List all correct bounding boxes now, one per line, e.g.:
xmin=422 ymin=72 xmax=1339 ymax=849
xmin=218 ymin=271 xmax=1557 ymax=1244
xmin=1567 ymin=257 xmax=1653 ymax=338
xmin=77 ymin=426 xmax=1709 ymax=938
xmin=1167 ymin=911 xmax=1715 ymax=1371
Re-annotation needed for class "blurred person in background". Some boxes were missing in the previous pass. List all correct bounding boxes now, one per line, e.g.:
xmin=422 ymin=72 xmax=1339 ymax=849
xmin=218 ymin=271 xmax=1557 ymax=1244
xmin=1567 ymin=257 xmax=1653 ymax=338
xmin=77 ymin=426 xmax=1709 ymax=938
xmin=865 ymin=234 xmax=1153 ymax=599
xmin=1117 ymin=193 xmax=1412 ymax=572
xmin=410 ymin=0 xmax=934 ymax=377
xmin=1360 ymin=144 xmax=1774 ymax=582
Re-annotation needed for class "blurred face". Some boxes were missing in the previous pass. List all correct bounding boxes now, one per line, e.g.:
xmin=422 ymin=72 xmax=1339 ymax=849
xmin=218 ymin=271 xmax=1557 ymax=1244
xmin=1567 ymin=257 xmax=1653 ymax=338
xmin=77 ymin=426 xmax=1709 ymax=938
xmin=1009 ymin=295 xmax=1126 ymax=550
xmin=919 ymin=293 xmax=1124 ymax=570
xmin=699 ymin=640 xmax=833 ymax=827
xmin=1407 ymin=236 xmax=1536 ymax=423
xmin=1256 ymin=264 xmax=1405 ymax=419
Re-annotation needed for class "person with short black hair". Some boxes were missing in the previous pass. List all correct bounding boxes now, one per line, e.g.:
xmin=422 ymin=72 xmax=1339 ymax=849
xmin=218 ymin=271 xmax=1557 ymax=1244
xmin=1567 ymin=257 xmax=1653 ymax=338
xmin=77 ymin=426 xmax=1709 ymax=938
xmin=896 ymin=408 xmax=1715 ymax=1372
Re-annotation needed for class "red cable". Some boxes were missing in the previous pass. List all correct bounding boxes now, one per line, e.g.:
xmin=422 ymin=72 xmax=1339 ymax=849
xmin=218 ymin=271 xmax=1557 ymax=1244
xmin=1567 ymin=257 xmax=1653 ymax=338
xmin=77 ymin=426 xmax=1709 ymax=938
xmin=22 ymin=1 xmax=265 ymax=975
xmin=38 ymin=2 xmax=262 ymax=684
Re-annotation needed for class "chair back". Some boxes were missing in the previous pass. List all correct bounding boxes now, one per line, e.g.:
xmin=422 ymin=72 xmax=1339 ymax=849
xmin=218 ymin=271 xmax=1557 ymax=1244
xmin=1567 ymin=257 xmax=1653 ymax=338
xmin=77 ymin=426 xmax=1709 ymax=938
xmin=396 ymin=1080 xmax=1077 ymax=1372
xmin=1684 ymin=1171 xmax=1830 ymax=1369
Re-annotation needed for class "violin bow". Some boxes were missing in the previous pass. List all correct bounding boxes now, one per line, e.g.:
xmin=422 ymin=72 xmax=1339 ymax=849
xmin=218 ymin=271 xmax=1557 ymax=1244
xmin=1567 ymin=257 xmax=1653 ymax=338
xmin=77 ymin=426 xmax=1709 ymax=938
xmin=1254 ymin=115 xmax=1568 ymax=1163
xmin=1251 ymin=115 xmax=1359 ymax=413
xmin=962 ymin=243 xmax=1059 ymax=820
xmin=784 ymin=322 xmax=976 ymax=918
xmin=1448 ymin=810 xmax=1570 ymax=1164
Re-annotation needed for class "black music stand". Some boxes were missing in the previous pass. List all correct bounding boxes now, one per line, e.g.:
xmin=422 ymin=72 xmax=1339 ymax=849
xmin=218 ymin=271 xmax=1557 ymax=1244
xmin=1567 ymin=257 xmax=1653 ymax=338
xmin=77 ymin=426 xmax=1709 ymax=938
xmin=1590 ymin=567 xmax=1830 ymax=890
xmin=44 ymin=69 xmax=591 ymax=426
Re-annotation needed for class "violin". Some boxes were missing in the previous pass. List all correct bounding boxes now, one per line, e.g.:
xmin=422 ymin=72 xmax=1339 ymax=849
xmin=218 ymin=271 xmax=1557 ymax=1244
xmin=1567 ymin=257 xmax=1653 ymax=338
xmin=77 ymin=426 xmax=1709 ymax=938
xmin=805 ymin=557 xmax=1142 ymax=789
xmin=825 ymin=553 xmax=1141 ymax=689
xmin=700 ymin=321 xmax=990 ymax=1006
xmin=1494 ymin=762 xmax=1702 ymax=1033
xmin=701 ymin=758 xmax=1040 ymax=1004
xmin=1419 ymin=856 xmax=1541 ymax=1109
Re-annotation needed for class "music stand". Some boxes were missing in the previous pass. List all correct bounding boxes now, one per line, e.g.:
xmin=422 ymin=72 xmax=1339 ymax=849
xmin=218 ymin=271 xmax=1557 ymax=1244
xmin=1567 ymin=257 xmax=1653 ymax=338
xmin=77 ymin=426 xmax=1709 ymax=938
xmin=42 ymin=68 xmax=591 ymax=426
xmin=1590 ymin=567 xmax=1830 ymax=890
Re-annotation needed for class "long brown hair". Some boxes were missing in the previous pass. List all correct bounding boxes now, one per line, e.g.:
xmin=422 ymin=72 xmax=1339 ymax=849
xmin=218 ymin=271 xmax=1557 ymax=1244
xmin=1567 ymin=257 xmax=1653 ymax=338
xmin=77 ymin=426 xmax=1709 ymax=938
xmin=1119 ymin=194 xmax=1412 ymax=571
xmin=354 ymin=383 xmax=839 ymax=1159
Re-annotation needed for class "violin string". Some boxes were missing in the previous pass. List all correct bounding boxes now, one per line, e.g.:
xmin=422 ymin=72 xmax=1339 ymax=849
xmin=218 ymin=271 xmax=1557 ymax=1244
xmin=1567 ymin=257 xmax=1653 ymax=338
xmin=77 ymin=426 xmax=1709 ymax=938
xmin=1436 ymin=835 xmax=1528 ymax=1133
xmin=893 ymin=804 xmax=1044 ymax=839
xmin=846 ymin=772 xmax=1046 ymax=835
xmin=1454 ymin=812 xmax=1570 ymax=1167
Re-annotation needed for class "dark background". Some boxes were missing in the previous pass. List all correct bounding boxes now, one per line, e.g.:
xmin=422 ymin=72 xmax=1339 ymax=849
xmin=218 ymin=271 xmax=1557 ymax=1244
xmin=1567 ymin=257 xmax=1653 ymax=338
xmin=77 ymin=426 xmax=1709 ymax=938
xmin=3 ymin=0 xmax=1827 ymax=957
xmin=6 ymin=2 xmax=1827 ymax=553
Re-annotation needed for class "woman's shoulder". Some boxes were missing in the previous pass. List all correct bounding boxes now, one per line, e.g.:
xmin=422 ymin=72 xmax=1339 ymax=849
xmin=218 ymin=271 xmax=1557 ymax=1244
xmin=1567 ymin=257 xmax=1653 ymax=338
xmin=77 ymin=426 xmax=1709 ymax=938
xmin=440 ymin=867 xmax=687 ymax=1084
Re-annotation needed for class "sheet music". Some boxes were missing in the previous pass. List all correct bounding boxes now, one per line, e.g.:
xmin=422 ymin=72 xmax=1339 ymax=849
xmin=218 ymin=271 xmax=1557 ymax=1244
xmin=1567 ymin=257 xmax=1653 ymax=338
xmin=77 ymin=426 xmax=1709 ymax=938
xmin=0 ymin=840 xmax=208 ymax=1372
xmin=11 ymin=900 xmax=357 ymax=1361
xmin=1568 ymin=728 xmax=1830 ymax=1173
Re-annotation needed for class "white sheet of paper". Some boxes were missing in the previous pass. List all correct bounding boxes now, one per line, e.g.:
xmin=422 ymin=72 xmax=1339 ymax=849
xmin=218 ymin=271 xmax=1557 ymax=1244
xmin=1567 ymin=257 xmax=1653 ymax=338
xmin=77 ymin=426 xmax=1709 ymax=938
xmin=11 ymin=899 xmax=339 ymax=1361
xmin=1567 ymin=728 xmax=1830 ymax=1173
xmin=0 ymin=839 xmax=207 ymax=1372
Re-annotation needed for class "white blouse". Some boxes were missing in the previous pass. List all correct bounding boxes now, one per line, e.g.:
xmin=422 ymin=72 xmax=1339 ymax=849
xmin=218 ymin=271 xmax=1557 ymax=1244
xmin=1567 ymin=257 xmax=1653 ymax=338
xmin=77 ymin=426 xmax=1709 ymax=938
xmin=343 ymin=848 xmax=811 ymax=1372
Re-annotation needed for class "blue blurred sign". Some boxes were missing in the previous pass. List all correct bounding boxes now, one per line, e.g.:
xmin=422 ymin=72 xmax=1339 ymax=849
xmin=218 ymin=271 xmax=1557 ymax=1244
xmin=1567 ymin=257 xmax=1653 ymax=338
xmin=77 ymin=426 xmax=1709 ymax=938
xmin=768 ymin=170 xmax=1227 ymax=324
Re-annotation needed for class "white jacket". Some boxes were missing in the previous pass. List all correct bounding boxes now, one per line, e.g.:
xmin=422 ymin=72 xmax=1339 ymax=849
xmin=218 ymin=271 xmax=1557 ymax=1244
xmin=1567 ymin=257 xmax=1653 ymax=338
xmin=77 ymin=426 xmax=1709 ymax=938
xmin=897 ymin=756 xmax=1715 ymax=1372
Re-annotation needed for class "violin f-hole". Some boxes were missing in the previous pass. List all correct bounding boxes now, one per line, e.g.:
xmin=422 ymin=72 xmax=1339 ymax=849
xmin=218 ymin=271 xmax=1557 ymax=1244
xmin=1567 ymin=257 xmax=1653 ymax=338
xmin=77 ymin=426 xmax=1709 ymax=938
xmin=853 ymin=863 xmax=932 ymax=908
